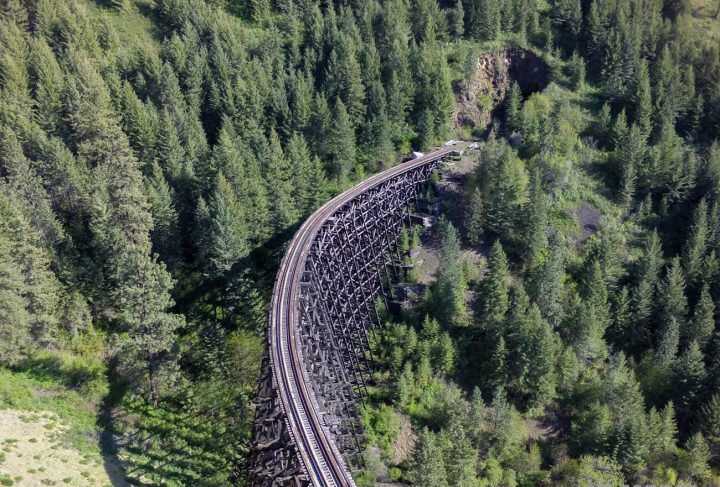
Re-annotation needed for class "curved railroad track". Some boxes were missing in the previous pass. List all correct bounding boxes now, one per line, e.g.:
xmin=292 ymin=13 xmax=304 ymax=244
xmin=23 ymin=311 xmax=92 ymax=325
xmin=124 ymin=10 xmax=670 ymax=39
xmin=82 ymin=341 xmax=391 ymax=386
xmin=267 ymin=147 xmax=455 ymax=486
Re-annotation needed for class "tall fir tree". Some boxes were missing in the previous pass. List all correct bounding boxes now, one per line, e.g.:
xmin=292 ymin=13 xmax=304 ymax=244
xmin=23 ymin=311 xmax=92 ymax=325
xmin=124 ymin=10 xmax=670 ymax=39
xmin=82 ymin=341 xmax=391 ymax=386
xmin=410 ymin=428 xmax=449 ymax=487
xmin=479 ymin=240 xmax=510 ymax=331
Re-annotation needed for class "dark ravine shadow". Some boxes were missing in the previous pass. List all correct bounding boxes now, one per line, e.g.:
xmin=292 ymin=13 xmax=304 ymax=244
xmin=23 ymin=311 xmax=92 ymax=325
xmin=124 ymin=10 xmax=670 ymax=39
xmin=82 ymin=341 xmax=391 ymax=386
xmin=99 ymin=357 xmax=132 ymax=487
xmin=172 ymin=221 xmax=300 ymax=317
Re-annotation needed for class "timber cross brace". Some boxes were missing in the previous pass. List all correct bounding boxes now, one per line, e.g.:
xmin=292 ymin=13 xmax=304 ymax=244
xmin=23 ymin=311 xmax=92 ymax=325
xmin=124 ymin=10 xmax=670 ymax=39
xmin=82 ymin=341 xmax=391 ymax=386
xmin=248 ymin=148 xmax=453 ymax=487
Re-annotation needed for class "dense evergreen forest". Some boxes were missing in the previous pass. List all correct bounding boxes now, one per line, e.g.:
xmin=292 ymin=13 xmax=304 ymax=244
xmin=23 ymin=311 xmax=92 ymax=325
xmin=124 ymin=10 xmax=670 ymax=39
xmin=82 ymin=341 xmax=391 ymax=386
xmin=1 ymin=0 xmax=720 ymax=485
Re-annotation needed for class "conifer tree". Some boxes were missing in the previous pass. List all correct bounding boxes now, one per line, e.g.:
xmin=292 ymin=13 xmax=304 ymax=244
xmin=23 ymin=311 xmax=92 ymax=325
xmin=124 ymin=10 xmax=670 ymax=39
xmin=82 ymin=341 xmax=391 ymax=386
xmin=327 ymin=98 xmax=356 ymax=182
xmin=571 ymin=402 xmax=611 ymax=455
xmin=28 ymin=37 xmax=64 ymax=136
xmin=687 ymin=283 xmax=715 ymax=349
xmin=0 ymin=191 xmax=61 ymax=365
xmin=609 ymin=286 xmax=631 ymax=347
xmin=286 ymin=133 xmax=316 ymax=216
xmin=583 ymin=260 xmax=611 ymax=330
xmin=682 ymin=199 xmax=709 ymax=289
xmin=489 ymin=336 xmax=509 ymax=391
xmin=505 ymin=82 xmax=523 ymax=133
xmin=265 ymin=129 xmax=299 ymax=232
xmin=145 ymin=163 xmax=180 ymax=268
xmin=618 ymin=124 xmax=646 ymax=207
xmin=633 ymin=60 xmax=654 ymax=136
xmin=684 ymin=433 xmax=711 ymax=482
xmin=468 ymin=0 xmax=500 ymax=40
xmin=464 ymin=188 xmax=484 ymax=246
xmin=701 ymin=394 xmax=720 ymax=461
xmin=410 ymin=428 xmax=449 ymax=487
xmin=444 ymin=423 xmax=476 ymax=487
xmin=529 ymin=235 xmax=567 ymax=328
xmin=435 ymin=221 xmax=468 ymax=326
xmin=612 ymin=109 xmax=629 ymax=149
xmin=450 ymin=0 xmax=464 ymax=40
xmin=656 ymin=317 xmax=680 ymax=368
xmin=479 ymin=240 xmax=510 ymax=330
xmin=523 ymin=168 xmax=548 ymax=264
xmin=568 ymin=50 xmax=586 ymax=91
xmin=657 ymin=257 xmax=688 ymax=342
xmin=414 ymin=30 xmax=454 ymax=145
xmin=114 ymin=252 xmax=184 ymax=407
xmin=469 ymin=386 xmax=486 ymax=445
xmin=673 ymin=341 xmax=707 ymax=430
xmin=631 ymin=230 xmax=664 ymax=349
xmin=206 ymin=173 xmax=247 ymax=276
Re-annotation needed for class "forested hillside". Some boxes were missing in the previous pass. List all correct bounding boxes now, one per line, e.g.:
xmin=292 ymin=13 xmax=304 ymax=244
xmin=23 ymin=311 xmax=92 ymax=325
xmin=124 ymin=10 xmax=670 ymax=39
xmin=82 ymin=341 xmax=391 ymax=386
xmin=1 ymin=0 xmax=720 ymax=485
xmin=362 ymin=0 xmax=720 ymax=485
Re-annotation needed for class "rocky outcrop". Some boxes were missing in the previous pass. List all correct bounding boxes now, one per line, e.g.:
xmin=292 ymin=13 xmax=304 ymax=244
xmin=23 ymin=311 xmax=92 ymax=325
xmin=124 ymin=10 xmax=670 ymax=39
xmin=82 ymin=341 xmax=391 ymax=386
xmin=453 ymin=48 xmax=549 ymax=131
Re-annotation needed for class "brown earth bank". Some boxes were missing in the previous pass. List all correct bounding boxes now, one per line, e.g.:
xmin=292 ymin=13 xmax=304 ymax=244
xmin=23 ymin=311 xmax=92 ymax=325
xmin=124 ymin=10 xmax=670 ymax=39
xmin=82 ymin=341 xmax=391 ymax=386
xmin=453 ymin=48 xmax=549 ymax=132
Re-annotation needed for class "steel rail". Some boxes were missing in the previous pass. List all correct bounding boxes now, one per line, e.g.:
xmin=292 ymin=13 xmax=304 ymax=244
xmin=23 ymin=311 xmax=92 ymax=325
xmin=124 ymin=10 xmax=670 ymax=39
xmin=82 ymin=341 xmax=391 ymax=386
xmin=269 ymin=147 xmax=454 ymax=486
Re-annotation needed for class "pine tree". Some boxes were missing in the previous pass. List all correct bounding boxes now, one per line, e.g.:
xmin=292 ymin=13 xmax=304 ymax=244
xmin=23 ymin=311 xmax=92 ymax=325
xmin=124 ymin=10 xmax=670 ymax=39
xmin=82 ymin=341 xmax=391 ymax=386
xmin=657 ymin=257 xmax=688 ymax=343
xmin=682 ymin=199 xmax=709 ymax=289
xmin=522 ymin=303 xmax=557 ymax=407
xmin=28 ymin=37 xmax=64 ymax=136
xmin=553 ymin=0 xmax=582 ymax=43
xmin=145 ymin=163 xmax=180 ymax=268
xmin=479 ymin=240 xmax=510 ymax=330
xmin=469 ymin=0 xmax=500 ymax=40
xmin=603 ymin=354 xmax=650 ymax=465
xmin=656 ymin=317 xmax=680 ymax=367
xmin=265 ymin=129 xmax=300 ymax=232
xmin=568 ymin=51 xmax=586 ymax=91
xmin=435 ymin=221 xmax=468 ymax=326
xmin=206 ymin=173 xmax=248 ymax=276
xmin=323 ymin=34 xmax=366 ymax=127
xmin=633 ymin=60 xmax=654 ymax=136
xmin=618 ymin=124 xmax=646 ymax=207
xmin=286 ymin=133 xmax=316 ymax=216
xmin=114 ymin=252 xmax=184 ymax=407
xmin=612 ymin=109 xmax=629 ymax=149
xmin=489 ymin=336 xmax=509 ymax=391
xmin=609 ymin=286 xmax=631 ymax=348
xmin=673 ymin=341 xmax=707 ymax=431
xmin=362 ymin=79 xmax=394 ymax=171
xmin=464 ymin=188 xmax=484 ymax=246
xmin=487 ymin=387 xmax=524 ymax=456
xmin=631 ymin=230 xmax=664 ymax=350
xmin=573 ymin=299 xmax=609 ymax=369
xmin=414 ymin=31 xmax=454 ymax=145
xmin=0 ymin=193 xmax=44 ymax=365
xmin=450 ymin=0 xmax=464 ymax=40
xmin=583 ymin=260 xmax=611 ymax=330
xmin=529 ymin=234 xmax=567 ymax=328
xmin=523 ymin=168 xmax=548 ymax=265
xmin=327 ymin=98 xmax=356 ymax=182
xmin=410 ymin=428 xmax=449 ymax=487
xmin=684 ymin=433 xmax=711 ymax=482
xmin=571 ymin=402 xmax=611 ymax=455
xmin=700 ymin=394 xmax=720 ymax=461
xmin=647 ymin=402 xmax=678 ymax=458
xmin=469 ymin=386 xmax=487 ymax=445
xmin=505 ymin=82 xmax=523 ymax=133
xmin=481 ymin=144 xmax=527 ymax=238
xmin=686 ymin=283 xmax=715 ymax=349
xmin=444 ymin=423 xmax=476 ymax=487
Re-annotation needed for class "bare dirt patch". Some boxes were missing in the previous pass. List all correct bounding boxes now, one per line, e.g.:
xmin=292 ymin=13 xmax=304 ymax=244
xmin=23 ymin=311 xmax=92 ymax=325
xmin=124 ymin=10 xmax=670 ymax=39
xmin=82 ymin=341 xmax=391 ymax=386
xmin=0 ymin=409 xmax=127 ymax=487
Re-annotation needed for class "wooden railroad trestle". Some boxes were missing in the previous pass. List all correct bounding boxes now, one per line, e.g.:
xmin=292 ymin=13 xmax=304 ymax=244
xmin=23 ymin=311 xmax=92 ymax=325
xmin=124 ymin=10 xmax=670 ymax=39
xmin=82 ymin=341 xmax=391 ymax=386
xmin=248 ymin=158 xmax=442 ymax=486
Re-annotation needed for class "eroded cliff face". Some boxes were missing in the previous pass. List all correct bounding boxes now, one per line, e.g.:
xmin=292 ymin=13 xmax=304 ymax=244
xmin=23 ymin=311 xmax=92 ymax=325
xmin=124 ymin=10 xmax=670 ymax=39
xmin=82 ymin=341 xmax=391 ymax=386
xmin=453 ymin=48 xmax=549 ymax=131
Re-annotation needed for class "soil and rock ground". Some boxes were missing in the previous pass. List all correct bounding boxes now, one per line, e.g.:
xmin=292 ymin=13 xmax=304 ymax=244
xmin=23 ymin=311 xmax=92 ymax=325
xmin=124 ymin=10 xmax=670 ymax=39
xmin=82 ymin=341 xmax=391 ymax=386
xmin=0 ymin=369 xmax=127 ymax=487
